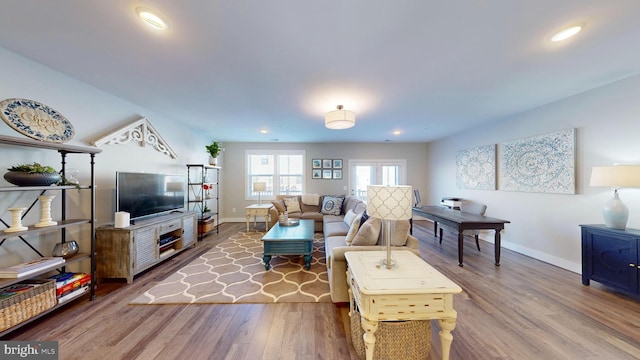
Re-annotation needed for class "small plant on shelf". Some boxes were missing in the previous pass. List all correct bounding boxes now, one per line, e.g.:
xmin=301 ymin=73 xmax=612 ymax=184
xmin=205 ymin=141 xmax=221 ymax=158
xmin=8 ymin=162 xmax=57 ymax=173
xmin=205 ymin=141 xmax=221 ymax=165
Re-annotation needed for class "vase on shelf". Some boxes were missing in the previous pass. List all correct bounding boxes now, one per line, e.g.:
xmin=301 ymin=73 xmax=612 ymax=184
xmin=209 ymin=157 xmax=218 ymax=166
xmin=4 ymin=207 xmax=28 ymax=233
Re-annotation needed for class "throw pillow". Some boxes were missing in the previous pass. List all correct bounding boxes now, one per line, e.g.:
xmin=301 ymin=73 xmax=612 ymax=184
xmin=344 ymin=214 xmax=363 ymax=245
xmin=391 ymin=220 xmax=411 ymax=246
xmin=359 ymin=210 xmax=369 ymax=227
xmin=343 ymin=209 xmax=356 ymax=226
xmin=351 ymin=217 xmax=382 ymax=246
xmin=284 ymin=197 xmax=301 ymax=213
xmin=271 ymin=200 xmax=286 ymax=214
xmin=321 ymin=196 xmax=344 ymax=215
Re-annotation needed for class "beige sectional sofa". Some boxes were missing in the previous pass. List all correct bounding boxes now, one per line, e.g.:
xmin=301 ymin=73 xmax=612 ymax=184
xmin=269 ymin=194 xmax=420 ymax=303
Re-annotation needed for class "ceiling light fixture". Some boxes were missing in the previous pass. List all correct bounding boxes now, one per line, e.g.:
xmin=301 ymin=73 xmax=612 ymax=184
xmin=325 ymin=105 xmax=355 ymax=130
xmin=136 ymin=7 xmax=170 ymax=30
xmin=551 ymin=24 xmax=583 ymax=42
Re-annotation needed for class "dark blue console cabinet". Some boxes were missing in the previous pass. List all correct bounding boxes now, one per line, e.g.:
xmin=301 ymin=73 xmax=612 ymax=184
xmin=580 ymin=224 xmax=640 ymax=300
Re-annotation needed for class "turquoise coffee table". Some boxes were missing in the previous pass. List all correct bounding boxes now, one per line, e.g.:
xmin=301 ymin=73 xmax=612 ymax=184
xmin=262 ymin=219 xmax=314 ymax=270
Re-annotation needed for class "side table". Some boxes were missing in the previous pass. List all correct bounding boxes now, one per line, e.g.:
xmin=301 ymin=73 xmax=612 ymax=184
xmin=345 ymin=250 xmax=462 ymax=360
xmin=246 ymin=204 xmax=273 ymax=232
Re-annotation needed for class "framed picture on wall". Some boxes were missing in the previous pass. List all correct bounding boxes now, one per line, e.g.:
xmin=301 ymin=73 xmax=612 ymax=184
xmin=333 ymin=170 xmax=342 ymax=179
xmin=312 ymin=169 xmax=322 ymax=179
xmin=323 ymin=169 xmax=333 ymax=179
xmin=312 ymin=159 xmax=322 ymax=169
xmin=333 ymin=159 xmax=342 ymax=169
xmin=322 ymin=159 xmax=332 ymax=168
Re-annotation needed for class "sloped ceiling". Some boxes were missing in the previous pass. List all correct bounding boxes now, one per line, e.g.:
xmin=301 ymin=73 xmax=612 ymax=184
xmin=0 ymin=1 xmax=638 ymax=143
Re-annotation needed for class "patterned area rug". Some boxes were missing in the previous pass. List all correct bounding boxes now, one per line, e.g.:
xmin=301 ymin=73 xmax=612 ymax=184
xmin=129 ymin=231 xmax=330 ymax=304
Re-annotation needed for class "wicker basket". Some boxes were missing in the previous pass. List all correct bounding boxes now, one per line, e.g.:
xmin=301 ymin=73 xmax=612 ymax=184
xmin=0 ymin=279 xmax=56 ymax=332
xmin=350 ymin=306 xmax=432 ymax=360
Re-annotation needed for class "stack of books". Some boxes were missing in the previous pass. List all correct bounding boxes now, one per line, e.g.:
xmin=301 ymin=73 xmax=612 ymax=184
xmin=48 ymin=272 xmax=91 ymax=304
xmin=0 ymin=257 xmax=65 ymax=278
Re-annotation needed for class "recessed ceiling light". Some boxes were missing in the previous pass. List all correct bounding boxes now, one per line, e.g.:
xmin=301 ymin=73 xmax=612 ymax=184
xmin=551 ymin=24 xmax=583 ymax=42
xmin=259 ymin=129 xmax=268 ymax=134
xmin=136 ymin=7 xmax=170 ymax=30
xmin=393 ymin=130 xmax=401 ymax=136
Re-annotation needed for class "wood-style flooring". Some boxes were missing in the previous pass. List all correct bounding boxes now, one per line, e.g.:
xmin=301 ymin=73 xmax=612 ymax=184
xmin=2 ymin=221 xmax=639 ymax=359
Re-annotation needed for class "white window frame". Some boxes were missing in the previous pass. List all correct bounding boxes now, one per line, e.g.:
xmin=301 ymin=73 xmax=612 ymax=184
xmin=246 ymin=149 xmax=305 ymax=200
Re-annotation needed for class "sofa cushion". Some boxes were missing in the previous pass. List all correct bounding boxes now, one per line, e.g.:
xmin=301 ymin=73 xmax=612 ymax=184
xmin=344 ymin=214 xmax=363 ymax=245
xmin=343 ymin=196 xmax=366 ymax=215
xmin=392 ymin=220 xmax=411 ymax=246
xmin=351 ymin=217 xmax=381 ymax=246
xmin=325 ymin=236 xmax=347 ymax=269
xmin=284 ymin=197 xmax=301 ymax=213
xmin=301 ymin=193 xmax=321 ymax=206
xmin=321 ymin=196 xmax=344 ymax=215
xmin=324 ymin=220 xmax=349 ymax=238
xmin=271 ymin=200 xmax=286 ymax=214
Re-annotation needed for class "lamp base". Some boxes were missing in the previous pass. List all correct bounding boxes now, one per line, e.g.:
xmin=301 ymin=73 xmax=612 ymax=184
xmin=377 ymin=219 xmax=398 ymax=269
xmin=377 ymin=258 xmax=397 ymax=269
xmin=603 ymin=189 xmax=628 ymax=230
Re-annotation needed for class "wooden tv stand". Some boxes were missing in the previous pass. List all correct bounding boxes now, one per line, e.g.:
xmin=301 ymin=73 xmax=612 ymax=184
xmin=96 ymin=211 xmax=197 ymax=283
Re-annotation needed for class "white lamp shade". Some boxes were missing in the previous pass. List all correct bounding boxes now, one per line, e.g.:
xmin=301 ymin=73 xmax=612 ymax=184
xmin=253 ymin=182 xmax=266 ymax=192
xmin=367 ymin=185 xmax=413 ymax=220
xmin=590 ymin=165 xmax=640 ymax=188
xmin=325 ymin=107 xmax=355 ymax=129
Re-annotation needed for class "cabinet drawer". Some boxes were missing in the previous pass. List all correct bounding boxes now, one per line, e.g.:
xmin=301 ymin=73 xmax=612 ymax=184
xmin=159 ymin=219 xmax=182 ymax=235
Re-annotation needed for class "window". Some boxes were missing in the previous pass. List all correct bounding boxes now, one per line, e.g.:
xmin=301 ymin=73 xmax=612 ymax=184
xmin=246 ymin=150 xmax=305 ymax=200
xmin=349 ymin=160 xmax=407 ymax=200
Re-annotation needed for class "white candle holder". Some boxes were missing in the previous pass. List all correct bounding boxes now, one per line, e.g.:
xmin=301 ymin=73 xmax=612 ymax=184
xmin=4 ymin=207 xmax=28 ymax=233
xmin=35 ymin=195 xmax=57 ymax=227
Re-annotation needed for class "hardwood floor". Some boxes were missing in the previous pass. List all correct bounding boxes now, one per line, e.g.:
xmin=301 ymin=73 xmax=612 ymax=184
xmin=3 ymin=221 xmax=639 ymax=359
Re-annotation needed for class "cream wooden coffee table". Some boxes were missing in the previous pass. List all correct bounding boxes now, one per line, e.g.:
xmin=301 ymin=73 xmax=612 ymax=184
xmin=346 ymin=250 xmax=462 ymax=360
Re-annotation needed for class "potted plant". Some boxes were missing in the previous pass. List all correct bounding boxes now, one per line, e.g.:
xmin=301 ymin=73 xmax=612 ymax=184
xmin=205 ymin=141 xmax=221 ymax=166
xmin=4 ymin=162 xmax=61 ymax=186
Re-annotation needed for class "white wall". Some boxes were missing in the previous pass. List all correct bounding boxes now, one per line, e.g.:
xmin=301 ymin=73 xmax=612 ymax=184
xmin=425 ymin=74 xmax=640 ymax=273
xmin=0 ymin=47 xmax=210 ymax=270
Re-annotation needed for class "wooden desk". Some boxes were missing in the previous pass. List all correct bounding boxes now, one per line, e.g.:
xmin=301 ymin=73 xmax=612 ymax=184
xmin=346 ymin=250 xmax=462 ymax=360
xmin=412 ymin=205 xmax=510 ymax=266
xmin=245 ymin=204 xmax=273 ymax=232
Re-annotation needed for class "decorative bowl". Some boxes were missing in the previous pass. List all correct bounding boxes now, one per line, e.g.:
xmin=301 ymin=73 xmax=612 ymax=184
xmin=4 ymin=171 xmax=61 ymax=186
xmin=52 ymin=241 xmax=79 ymax=258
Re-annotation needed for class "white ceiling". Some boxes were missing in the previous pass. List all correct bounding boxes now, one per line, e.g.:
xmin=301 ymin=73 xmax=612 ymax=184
xmin=0 ymin=1 xmax=638 ymax=143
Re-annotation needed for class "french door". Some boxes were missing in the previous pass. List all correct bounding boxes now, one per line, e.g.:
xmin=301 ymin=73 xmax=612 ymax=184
xmin=348 ymin=160 xmax=407 ymax=200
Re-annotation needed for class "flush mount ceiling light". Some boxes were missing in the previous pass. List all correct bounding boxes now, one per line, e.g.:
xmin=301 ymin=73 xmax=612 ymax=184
xmin=551 ymin=24 xmax=583 ymax=42
xmin=136 ymin=7 xmax=170 ymax=30
xmin=325 ymin=105 xmax=355 ymax=130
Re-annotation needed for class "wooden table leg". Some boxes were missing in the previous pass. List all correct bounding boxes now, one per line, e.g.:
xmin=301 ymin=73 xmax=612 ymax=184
xmin=361 ymin=318 xmax=379 ymax=360
xmin=494 ymin=230 xmax=501 ymax=266
xmin=438 ymin=316 xmax=457 ymax=360
xmin=457 ymin=231 xmax=464 ymax=267
xmin=433 ymin=221 xmax=438 ymax=237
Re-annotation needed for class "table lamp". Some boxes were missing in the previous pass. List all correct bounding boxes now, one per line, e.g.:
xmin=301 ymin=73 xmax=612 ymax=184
xmin=589 ymin=165 xmax=640 ymax=229
xmin=253 ymin=182 xmax=266 ymax=205
xmin=367 ymin=185 xmax=413 ymax=269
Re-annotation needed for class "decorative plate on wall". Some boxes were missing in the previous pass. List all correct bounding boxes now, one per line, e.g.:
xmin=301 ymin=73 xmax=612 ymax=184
xmin=0 ymin=98 xmax=75 ymax=143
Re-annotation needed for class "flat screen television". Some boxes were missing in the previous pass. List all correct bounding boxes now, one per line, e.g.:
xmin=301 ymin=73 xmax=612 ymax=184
xmin=116 ymin=172 xmax=186 ymax=221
